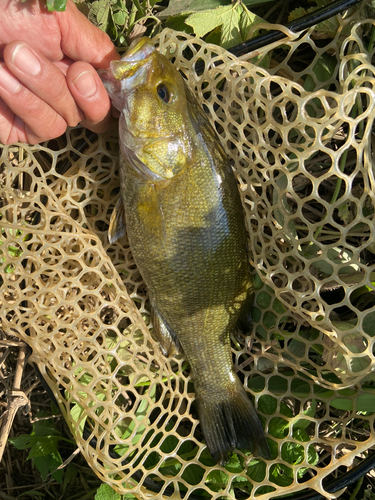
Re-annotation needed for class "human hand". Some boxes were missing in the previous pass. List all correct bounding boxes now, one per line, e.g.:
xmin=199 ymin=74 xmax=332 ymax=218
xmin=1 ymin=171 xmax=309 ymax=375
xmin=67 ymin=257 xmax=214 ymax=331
xmin=0 ymin=0 xmax=120 ymax=145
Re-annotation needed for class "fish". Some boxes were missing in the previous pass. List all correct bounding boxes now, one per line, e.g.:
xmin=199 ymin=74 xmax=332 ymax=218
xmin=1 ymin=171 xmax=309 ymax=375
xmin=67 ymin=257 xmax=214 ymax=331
xmin=100 ymin=37 xmax=270 ymax=464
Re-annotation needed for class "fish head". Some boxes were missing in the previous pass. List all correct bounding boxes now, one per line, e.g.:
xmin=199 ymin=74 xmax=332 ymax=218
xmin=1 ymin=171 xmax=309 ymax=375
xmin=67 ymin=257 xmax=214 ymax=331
xmin=101 ymin=37 xmax=194 ymax=181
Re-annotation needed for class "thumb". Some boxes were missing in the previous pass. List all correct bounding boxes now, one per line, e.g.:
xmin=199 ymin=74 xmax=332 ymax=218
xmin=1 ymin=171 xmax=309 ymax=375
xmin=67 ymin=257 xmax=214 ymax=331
xmin=55 ymin=0 xmax=120 ymax=68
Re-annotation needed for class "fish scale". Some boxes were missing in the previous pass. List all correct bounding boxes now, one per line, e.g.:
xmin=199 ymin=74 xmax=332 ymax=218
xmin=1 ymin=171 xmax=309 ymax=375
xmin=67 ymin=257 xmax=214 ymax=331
xmin=102 ymin=36 xmax=270 ymax=464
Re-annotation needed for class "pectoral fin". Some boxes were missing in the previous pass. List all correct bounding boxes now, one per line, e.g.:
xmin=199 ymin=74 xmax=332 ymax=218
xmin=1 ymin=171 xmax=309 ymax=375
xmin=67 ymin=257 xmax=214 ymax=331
xmin=108 ymin=196 xmax=126 ymax=244
xmin=151 ymin=309 xmax=182 ymax=357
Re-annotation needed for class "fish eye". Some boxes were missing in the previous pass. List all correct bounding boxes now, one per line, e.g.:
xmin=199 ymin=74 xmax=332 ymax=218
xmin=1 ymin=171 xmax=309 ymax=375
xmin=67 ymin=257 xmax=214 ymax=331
xmin=157 ymin=83 xmax=172 ymax=103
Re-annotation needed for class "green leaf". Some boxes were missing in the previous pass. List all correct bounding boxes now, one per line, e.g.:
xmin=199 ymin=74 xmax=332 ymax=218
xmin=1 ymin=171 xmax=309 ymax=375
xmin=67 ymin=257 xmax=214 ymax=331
xmin=220 ymin=5 xmax=242 ymax=48
xmin=17 ymin=491 xmax=45 ymax=498
xmin=272 ymin=298 xmax=286 ymax=314
xmin=185 ymin=4 xmax=233 ymax=38
xmin=70 ymin=402 xmax=87 ymax=436
xmin=268 ymin=376 xmax=288 ymax=395
xmin=313 ymin=384 xmax=334 ymax=398
xmin=182 ymin=464 xmax=205 ymax=485
xmin=190 ymin=0 xmax=230 ymax=8
xmin=363 ymin=310 xmax=375 ymax=337
xmin=160 ymin=0 xmax=231 ymax=18
xmin=342 ymin=332 xmax=368 ymax=354
xmin=331 ymin=392 xmax=375 ymax=412
xmin=314 ymin=15 xmax=340 ymax=39
xmin=293 ymin=418 xmax=311 ymax=431
xmin=248 ymin=374 xmax=266 ymax=392
xmin=9 ymin=430 xmax=62 ymax=457
xmin=63 ymin=463 xmax=78 ymax=493
xmin=28 ymin=436 xmax=61 ymax=458
xmin=252 ymin=273 xmax=264 ymax=290
xmin=205 ymin=468 xmax=229 ymax=491
xmin=258 ymin=395 xmax=277 ymax=415
xmin=31 ymin=420 xmax=61 ymax=437
xmin=89 ymin=0 xmax=112 ymax=32
xmin=293 ymin=400 xmax=316 ymax=430
xmin=247 ymin=459 xmax=266 ymax=482
xmin=238 ymin=3 xmax=264 ymax=41
xmin=166 ymin=13 xmax=194 ymax=33
xmin=293 ymin=428 xmax=311 ymax=443
xmin=113 ymin=10 xmax=127 ymax=25
xmin=132 ymin=0 xmax=145 ymax=16
xmin=33 ymin=450 xmax=63 ymax=482
xmin=114 ymin=391 xmax=154 ymax=456
xmin=307 ymin=443 xmax=319 ymax=466
xmin=256 ymin=291 xmax=272 ymax=308
xmin=269 ymin=417 xmax=289 ymax=438
xmin=288 ymin=7 xmax=308 ymax=22
xmin=97 ymin=2 xmax=111 ymax=31
xmin=281 ymin=441 xmax=304 ymax=465
xmin=177 ymin=439 xmax=198 ymax=459
xmin=270 ymin=463 xmax=293 ymax=486
xmin=304 ymin=53 xmax=337 ymax=91
xmin=50 ymin=458 xmax=64 ymax=483
xmin=159 ymin=457 xmax=182 ymax=477
xmin=160 ymin=435 xmax=179 ymax=453
xmin=231 ymin=475 xmax=253 ymax=495
xmin=95 ymin=483 xmax=122 ymax=500
xmin=280 ymin=403 xmax=293 ymax=418
xmin=158 ymin=0 xmax=196 ymax=18
xmin=263 ymin=311 xmax=277 ymax=328
xmin=288 ymin=339 xmax=306 ymax=358
xmin=9 ymin=435 xmax=39 ymax=451
xmin=46 ymin=0 xmax=67 ymax=11
xmin=251 ymin=306 xmax=261 ymax=323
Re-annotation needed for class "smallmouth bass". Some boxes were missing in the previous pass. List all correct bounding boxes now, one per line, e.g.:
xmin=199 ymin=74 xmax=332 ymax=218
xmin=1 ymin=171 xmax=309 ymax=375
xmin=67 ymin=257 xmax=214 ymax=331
xmin=101 ymin=37 xmax=270 ymax=464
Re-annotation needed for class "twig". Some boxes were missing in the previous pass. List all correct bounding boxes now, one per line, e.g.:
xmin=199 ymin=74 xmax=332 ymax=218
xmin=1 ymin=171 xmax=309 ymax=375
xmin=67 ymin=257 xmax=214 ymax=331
xmin=263 ymin=0 xmax=285 ymax=20
xmin=0 ymin=345 xmax=29 ymax=464
xmin=54 ymin=447 xmax=81 ymax=471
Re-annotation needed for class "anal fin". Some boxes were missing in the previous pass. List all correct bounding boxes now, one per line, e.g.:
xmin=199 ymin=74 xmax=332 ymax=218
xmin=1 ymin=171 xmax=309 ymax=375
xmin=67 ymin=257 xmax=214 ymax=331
xmin=151 ymin=309 xmax=182 ymax=357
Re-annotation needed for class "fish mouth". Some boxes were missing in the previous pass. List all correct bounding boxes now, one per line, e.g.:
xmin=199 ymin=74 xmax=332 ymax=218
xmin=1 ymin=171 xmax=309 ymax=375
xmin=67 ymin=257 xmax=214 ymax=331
xmin=99 ymin=38 xmax=157 ymax=107
xmin=109 ymin=38 xmax=156 ymax=89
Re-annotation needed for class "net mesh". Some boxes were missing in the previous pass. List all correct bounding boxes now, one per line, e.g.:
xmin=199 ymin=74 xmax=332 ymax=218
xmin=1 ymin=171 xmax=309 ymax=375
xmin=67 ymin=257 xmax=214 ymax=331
xmin=1 ymin=5 xmax=375 ymax=499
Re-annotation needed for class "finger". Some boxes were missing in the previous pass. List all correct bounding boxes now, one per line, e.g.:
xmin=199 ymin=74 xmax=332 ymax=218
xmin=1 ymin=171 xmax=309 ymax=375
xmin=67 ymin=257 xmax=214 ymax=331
xmin=0 ymin=63 xmax=68 ymax=144
xmin=0 ymin=97 xmax=18 ymax=144
xmin=0 ymin=96 xmax=45 ymax=145
xmin=0 ymin=0 xmax=58 ymax=61
xmin=54 ymin=57 xmax=74 ymax=76
xmin=56 ymin=0 xmax=121 ymax=68
xmin=67 ymin=61 xmax=112 ymax=134
xmin=3 ymin=41 xmax=83 ymax=127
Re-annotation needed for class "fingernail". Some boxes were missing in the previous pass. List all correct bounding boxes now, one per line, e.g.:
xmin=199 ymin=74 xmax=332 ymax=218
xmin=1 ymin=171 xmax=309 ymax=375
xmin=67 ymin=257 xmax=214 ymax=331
xmin=12 ymin=44 xmax=41 ymax=76
xmin=0 ymin=64 xmax=21 ymax=93
xmin=73 ymin=71 xmax=97 ymax=98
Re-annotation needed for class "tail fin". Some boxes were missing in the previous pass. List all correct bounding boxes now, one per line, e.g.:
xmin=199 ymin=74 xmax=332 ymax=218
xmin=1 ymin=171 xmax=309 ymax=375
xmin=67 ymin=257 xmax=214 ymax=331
xmin=195 ymin=378 xmax=270 ymax=465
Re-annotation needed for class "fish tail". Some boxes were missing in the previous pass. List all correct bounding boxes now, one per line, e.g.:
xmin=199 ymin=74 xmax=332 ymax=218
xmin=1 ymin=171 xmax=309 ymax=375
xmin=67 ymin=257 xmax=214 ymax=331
xmin=195 ymin=378 xmax=270 ymax=464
